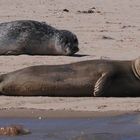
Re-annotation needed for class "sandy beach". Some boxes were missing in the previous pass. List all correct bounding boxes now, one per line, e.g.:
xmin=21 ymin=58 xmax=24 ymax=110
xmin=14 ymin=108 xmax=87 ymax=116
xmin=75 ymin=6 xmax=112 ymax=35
xmin=0 ymin=0 xmax=140 ymax=118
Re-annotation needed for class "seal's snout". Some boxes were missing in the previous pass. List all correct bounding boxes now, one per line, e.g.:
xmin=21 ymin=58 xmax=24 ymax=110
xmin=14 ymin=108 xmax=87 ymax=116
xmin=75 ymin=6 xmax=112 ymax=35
xmin=59 ymin=30 xmax=79 ymax=55
xmin=71 ymin=45 xmax=79 ymax=55
xmin=64 ymin=38 xmax=79 ymax=55
xmin=73 ymin=45 xmax=79 ymax=52
xmin=71 ymin=36 xmax=79 ymax=53
xmin=64 ymin=44 xmax=79 ymax=56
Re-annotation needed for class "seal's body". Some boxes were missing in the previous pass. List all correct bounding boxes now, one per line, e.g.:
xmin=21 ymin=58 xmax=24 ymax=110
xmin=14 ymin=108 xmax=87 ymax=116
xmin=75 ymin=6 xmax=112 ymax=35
xmin=0 ymin=20 xmax=79 ymax=55
xmin=0 ymin=58 xmax=139 ymax=97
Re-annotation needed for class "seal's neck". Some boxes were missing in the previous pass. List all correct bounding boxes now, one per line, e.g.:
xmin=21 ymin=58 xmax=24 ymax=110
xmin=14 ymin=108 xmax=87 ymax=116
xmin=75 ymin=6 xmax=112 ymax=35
xmin=132 ymin=58 xmax=140 ymax=80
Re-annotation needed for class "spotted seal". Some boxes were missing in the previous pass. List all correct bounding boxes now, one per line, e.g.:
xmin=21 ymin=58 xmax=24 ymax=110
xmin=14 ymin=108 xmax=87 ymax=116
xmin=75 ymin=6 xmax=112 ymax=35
xmin=0 ymin=20 xmax=79 ymax=55
xmin=0 ymin=58 xmax=139 ymax=97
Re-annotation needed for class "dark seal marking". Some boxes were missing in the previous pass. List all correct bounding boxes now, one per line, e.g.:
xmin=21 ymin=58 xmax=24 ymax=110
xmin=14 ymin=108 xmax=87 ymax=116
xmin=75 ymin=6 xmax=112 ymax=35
xmin=0 ymin=20 xmax=79 ymax=55
xmin=0 ymin=58 xmax=140 ymax=97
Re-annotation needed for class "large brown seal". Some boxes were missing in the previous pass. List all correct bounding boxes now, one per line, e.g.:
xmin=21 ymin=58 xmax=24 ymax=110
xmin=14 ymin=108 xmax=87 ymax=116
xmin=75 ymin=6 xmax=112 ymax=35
xmin=0 ymin=58 xmax=139 ymax=97
xmin=0 ymin=20 xmax=79 ymax=55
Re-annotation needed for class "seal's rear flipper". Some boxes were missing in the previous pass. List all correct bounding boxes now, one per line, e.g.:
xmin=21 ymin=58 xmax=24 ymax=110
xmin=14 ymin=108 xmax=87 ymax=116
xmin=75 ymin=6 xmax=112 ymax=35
xmin=93 ymin=72 xmax=109 ymax=97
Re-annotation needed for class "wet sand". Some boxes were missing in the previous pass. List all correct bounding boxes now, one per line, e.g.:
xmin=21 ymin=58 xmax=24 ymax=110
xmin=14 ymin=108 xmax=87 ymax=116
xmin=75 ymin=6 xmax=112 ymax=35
xmin=0 ymin=108 xmax=131 ymax=119
xmin=0 ymin=0 xmax=140 ymax=118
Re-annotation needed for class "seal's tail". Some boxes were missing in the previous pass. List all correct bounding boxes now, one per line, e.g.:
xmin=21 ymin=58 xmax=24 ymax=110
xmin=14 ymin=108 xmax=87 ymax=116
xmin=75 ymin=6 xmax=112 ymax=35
xmin=132 ymin=57 xmax=140 ymax=80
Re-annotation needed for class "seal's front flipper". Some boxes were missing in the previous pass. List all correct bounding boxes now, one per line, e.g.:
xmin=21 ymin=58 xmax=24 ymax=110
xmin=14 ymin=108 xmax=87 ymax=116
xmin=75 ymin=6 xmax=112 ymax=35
xmin=93 ymin=72 xmax=110 ymax=97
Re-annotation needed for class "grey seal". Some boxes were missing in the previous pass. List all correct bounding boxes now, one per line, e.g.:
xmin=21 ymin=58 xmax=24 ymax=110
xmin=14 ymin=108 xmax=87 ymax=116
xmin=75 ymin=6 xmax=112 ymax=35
xmin=0 ymin=58 xmax=139 ymax=97
xmin=0 ymin=20 xmax=79 ymax=55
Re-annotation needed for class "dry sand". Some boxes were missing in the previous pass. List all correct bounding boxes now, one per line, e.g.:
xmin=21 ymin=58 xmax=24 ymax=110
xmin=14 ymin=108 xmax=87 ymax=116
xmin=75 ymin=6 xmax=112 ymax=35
xmin=0 ymin=0 xmax=140 ymax=118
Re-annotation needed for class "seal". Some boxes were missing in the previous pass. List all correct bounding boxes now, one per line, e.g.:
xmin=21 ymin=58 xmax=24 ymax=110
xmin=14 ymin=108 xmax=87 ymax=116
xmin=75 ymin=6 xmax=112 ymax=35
xmin=0 ymin=20 xmax=79 ymax=55
xmin=0 ymin=125 xmax=30 ymax=136
xmin=0 ymin=58 xmax=139 ymax=97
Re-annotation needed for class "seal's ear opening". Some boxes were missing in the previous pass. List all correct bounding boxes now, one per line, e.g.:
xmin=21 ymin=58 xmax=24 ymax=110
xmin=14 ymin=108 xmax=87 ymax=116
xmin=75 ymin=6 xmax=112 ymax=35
xmin=132 ymin=57 xmax=140 ymax=80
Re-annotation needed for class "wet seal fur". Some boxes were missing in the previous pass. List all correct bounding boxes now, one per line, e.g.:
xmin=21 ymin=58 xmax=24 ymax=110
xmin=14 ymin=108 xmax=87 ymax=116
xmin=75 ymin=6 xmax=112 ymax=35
xmin=0 ymin=58 xmax=140 ymax=97
xmin=0 ymin=125 xmax=30 ymax=136
xmin=0 ymin=20 xmax=79 ymax=55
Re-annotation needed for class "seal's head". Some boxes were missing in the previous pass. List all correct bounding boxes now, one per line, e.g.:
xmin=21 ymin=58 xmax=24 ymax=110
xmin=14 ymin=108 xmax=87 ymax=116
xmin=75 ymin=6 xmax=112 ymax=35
xmin=132 ymin=57 xmax=140 ymax=80
xmin=55 ymin=30 xmax=79 ymax=55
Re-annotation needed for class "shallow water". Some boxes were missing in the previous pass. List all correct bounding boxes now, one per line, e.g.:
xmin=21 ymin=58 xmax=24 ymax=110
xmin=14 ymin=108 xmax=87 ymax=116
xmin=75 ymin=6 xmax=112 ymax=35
xmin=0 ymin=113 xmax=140 ymax=140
